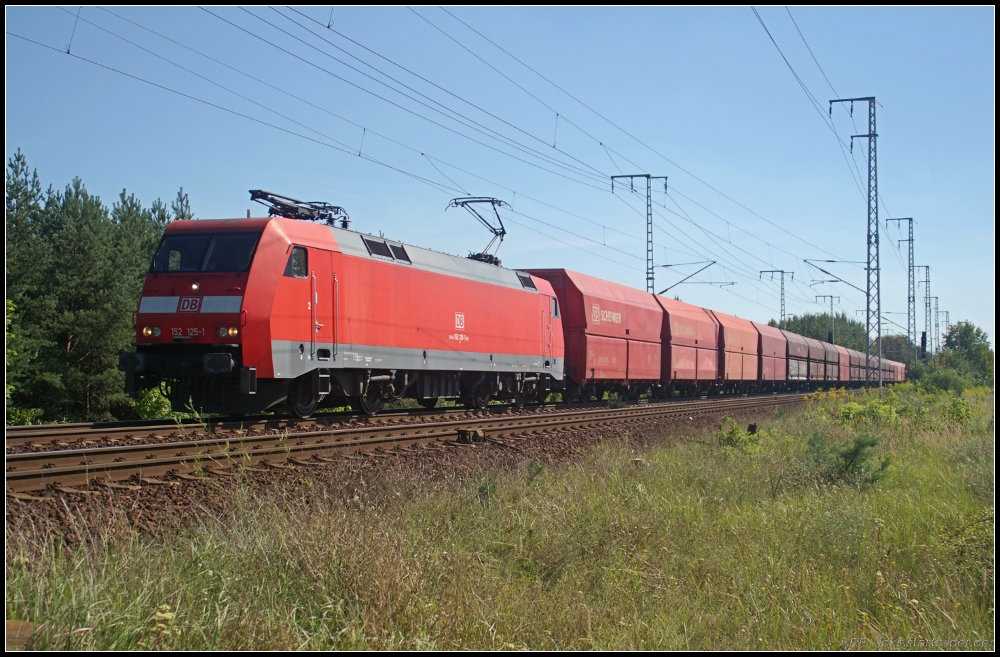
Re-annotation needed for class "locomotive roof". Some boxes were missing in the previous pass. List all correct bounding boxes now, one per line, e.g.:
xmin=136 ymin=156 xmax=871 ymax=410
xmin=328 ymin=225 xmax=537 ymax=293
xmin=164 ymin=217 xmax=540 ymax=293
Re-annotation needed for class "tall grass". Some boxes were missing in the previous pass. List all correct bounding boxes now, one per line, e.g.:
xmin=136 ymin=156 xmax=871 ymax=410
xmin=6 ymin=385 xmax=994 ymax=649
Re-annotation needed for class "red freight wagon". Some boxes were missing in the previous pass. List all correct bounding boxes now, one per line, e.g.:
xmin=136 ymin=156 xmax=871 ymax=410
xmin=834 ymin=345 xmax=851 ymax=383
xmin=654 ymin=295 xmax=720 ymax=388
xmin=882 ymin=359 xmax=895 ymax=383
xmin=781 ymin=330 xmax=810 ymax=382
xmin=821 ymin=341 xmax=840 ymax=382
xmin=709 ymin=310 xmax=759 ymax=386
xmin=803 ymin=337 xmax=826 ymax=382
xmin=527 ymin=270 xmax=662 ymax=393
xmin=849 ymin=349 xmax=864 ymax=381
xmin=752 ymin=322 xmax=787 ymax=384
xmin=123 ymin=216 xmax=565 ymax=416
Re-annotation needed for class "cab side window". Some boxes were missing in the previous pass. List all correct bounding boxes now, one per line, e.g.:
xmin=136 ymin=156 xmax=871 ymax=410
xmin=551 ymin=297 xmax=559 ymax=318
xmin=284 ymin=246 xmax=308 ymax=278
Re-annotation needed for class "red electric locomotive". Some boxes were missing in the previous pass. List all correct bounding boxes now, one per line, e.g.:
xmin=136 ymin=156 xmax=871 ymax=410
xmin=120 ymin=193 xmax=564 ymax=416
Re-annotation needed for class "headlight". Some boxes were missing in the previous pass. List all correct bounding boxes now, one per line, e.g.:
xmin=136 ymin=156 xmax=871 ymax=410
xmin=228 ymin=327 xmax=239 ymax=338
xmin=142 ymin=326 xmax=161 ymax=337
xmin=218 ymin=326 xmax=228 ymax=337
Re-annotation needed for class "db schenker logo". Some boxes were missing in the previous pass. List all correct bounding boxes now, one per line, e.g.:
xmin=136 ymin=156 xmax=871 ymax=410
xmin=455 ymin=312 xmax=465 ymax=329
xmin=592 ymin=303 xmax=622 ymax=325
xmin=180 ymin=297 xmax=201 ymax=312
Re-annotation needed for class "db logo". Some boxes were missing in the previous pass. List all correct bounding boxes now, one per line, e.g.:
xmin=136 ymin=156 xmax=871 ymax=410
xmin=592 ymin=304 xmax=601 ymax=324
xmin=179 ymin=297 xmax=201 ymax=312
xmin=455 ymin=312 xmax=465 ymax=330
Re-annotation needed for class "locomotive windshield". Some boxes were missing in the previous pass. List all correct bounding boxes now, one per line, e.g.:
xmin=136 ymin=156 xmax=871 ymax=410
xmin=151 ymin=231 xmax=261 ymax=273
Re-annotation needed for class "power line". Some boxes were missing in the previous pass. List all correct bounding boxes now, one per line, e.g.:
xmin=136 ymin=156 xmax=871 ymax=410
xmin=434 ymin=6 xmax=863 ymax=267
xmin=277 ymin=6 xmax=612 ymax=185
xmin=751 ymin=7 xmax=869 ymax=202
xmin=98 ymin=6 xmax=649 ymax=261
xmin=284 ymin=6 xmax=610 ymax=185
xmin=785 ymin=7 xmax=838 ymax=97
xmin=6 ymin=30 xmax=462 ymax=198
xmin=200 ymin=7 xmax=612 ymax=192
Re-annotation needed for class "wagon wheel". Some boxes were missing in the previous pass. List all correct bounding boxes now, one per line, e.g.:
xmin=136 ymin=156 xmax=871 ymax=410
xmin=354 ymin=386 xmax=385 ymax=416
xmin=287 ymin=379 xmax=319 ymax=419
xmin=418 ymin=397 xmax=438 ymax=410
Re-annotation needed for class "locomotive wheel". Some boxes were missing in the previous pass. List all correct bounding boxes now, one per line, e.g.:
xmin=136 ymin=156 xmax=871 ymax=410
xmin=354 ymin=388 xmax=385 ymax=416
xmin=288 ymin=380 xmax=319 ymax=419
xmin=418 ymin=397 xmax=438 ymax=410
xmin=464 ymin=384 xmax=490 ymax=410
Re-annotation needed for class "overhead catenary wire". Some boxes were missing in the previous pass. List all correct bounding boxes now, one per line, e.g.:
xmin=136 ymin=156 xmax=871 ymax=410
xmin=200 ymin=7 xmax=613 ymax=192
xmin=11 ymin=26 xmax=661 ymax=282
xmin=272 ymin=6 xmax=613 ymax=186
xmin=613 ymin=188 xmax=798 ymax=314
xmin=96 ymin=6 xmax=648 ymax=257
xmin=438 ymin=5 xmax=863 ymax=267
xmin=773 ymin=6 xmax=908 ymax=277
xmin=283 ymin=6 xmax=613 ymax=184
xmin=6 ymin=31 xmax=464 ymax=198
xmin=102 ymin=6 xmax=609 ymax=193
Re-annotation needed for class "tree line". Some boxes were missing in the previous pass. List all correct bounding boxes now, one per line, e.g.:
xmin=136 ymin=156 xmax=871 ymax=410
xmin=5 ymin=151 xmax=189 ymax=422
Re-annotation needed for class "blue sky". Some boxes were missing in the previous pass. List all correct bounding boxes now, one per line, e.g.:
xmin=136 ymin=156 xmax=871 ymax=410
xmin=6 ymin=6 xmax=995 ymax=350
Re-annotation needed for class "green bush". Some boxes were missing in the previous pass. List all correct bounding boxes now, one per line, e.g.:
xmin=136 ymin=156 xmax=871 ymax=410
xmin=716 ymin=418 xmax=771 ymax=453
xmin=945 ymin=397 xmax=974 ymax=424
xmin=838 ymin=399 xmax=901 ymax=428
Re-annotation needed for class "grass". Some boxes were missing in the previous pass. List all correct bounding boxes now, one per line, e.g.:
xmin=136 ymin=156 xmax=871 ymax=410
xmin=6 ymin=385 xmax=994 ymax=649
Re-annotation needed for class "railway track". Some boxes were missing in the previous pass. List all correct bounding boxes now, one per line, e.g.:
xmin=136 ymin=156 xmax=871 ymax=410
xmin=4 ymin=401 xmax=615 ymax=450
xmin=6 ymin=394 xmax=805 ymax=496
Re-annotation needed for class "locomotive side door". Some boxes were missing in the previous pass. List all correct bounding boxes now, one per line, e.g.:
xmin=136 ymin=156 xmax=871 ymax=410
xmin=545 ymin=295 xmax=558 ymax=357
xmin=311 ymin=249 xmax=335 ymax=360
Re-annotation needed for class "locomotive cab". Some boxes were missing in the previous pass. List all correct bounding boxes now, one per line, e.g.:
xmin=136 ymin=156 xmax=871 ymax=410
xmin=120 ymin=219 xmax=268 ymax=414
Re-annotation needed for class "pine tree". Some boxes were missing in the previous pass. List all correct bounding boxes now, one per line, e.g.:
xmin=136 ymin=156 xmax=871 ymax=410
xmin=5 ymin=152 xmax=176 ymax=421
xmin=171 ymin=187 xmax=194 ymax=221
